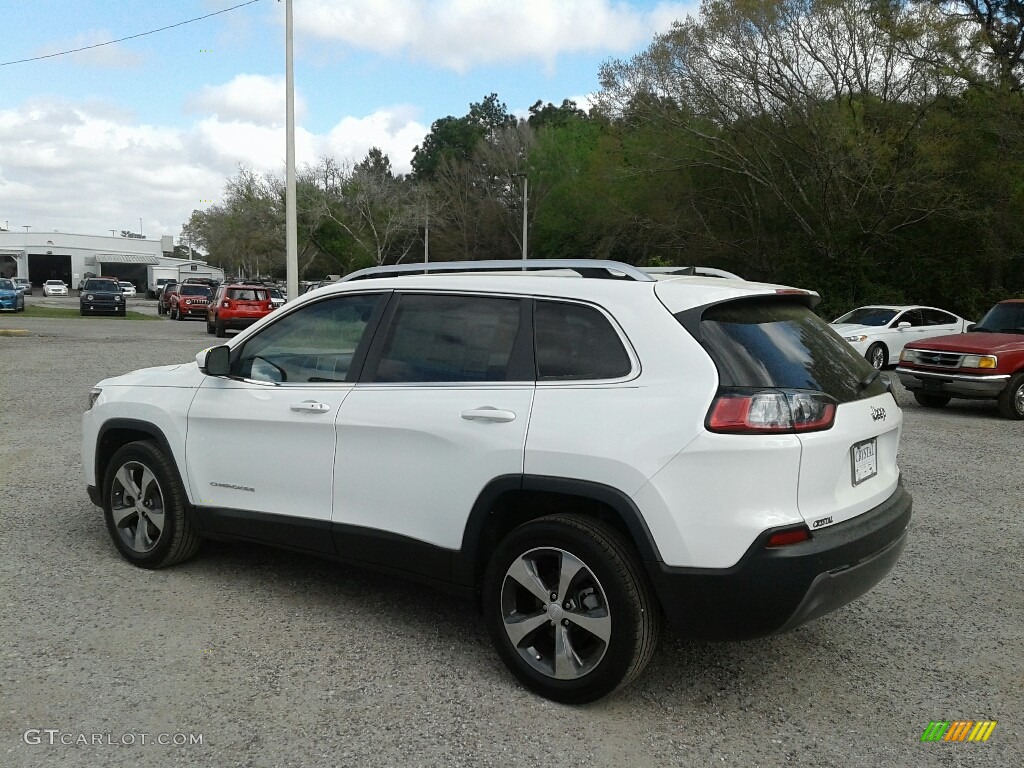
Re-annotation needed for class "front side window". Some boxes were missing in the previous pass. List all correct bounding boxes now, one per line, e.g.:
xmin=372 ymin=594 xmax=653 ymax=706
xmin=236 ymin=293 xmax=383 ymax=383
xmin=893 ymin=309 xmax=924 ymax=327
xmin=535 ymin=301 xmax=631 ymax=380
xmin=369 ymin=294 xmax=522 ymax=383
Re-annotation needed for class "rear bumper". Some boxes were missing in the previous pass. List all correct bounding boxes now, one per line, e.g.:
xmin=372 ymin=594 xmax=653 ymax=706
xmin=895 ymin=367 xmax=1008 ymax=398
xmin=648 ymin=484 xmax=912 ymax=639
xmin=223 ymin=316 xmax=263 ymax=330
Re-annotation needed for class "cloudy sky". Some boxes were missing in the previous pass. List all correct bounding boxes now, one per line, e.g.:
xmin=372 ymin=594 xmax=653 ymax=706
xmin=0 ymin=0 xmax=693 ymax=242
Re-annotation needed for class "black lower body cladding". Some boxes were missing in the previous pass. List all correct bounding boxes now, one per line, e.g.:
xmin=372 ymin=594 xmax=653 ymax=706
xmin=648 ymin=484 xmax=912 ymax=639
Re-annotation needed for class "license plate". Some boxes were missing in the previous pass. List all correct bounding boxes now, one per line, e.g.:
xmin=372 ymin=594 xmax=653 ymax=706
xmin=851 ymin=438 xmax=877 ymax=486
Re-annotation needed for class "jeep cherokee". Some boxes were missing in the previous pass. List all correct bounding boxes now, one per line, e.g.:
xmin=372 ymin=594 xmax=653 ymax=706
xmin=82 ymin=260 xmax=912 ymax=703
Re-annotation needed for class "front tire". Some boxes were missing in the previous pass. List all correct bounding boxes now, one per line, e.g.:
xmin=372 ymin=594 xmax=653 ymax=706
xmin=997 ymin=373 xmax=1024 ymax=420
xmin=102 ymin=441 xmax=200 ymax=568
xmin=215 ymin=318 xmax=226 ymax=338
xmin=914 ymin=392 xmax=950 ymax=408
xmin=866 ymin=343 xmax=887 ymax=370
xmin=206 ymin=316 xmax=215 ymax=334
xmin=482 ymin=515 xmax=660 ymax=704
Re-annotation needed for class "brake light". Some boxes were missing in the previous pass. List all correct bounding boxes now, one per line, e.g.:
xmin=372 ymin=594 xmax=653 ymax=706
xmin=222 ymin=300 xmax=231 ymax=308
xmin=766 ymin=527 xmax=811 ymax=547
xmin=707 ymin=390 xmax=837 ymax=434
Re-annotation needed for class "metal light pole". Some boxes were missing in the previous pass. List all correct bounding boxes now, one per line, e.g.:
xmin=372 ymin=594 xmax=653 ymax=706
xmin=517 ymin=175 xmax=528 ymax=260
xmin=284 ymin=0 xmax=298 ymax=301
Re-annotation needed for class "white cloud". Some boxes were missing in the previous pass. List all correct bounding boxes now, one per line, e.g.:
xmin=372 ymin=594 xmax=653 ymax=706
xmin=296 ymin=0 xmax=693 ymax=72
xmin=34 ymin=30 xmax=144 ymax=69
xmin=189 ymin=74 xmax=307 ymax=126
xmin=0 ymin=99 xmax=427 ymax=238
xmin=320 ymin=107 xmax=427 ymax=173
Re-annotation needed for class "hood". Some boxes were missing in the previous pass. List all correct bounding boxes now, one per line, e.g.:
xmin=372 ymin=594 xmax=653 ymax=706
xmin=98 ymin=362 xmax=201 ymax=388
xmin=906 ymin=331 xmax=1024 ymax=355
xmin=830 ymin=323 xmax=879 ymax=335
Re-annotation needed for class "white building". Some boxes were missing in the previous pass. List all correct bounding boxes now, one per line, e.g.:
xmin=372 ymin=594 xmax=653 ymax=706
xmin=0 ymin=230 xmax=222 ymax=294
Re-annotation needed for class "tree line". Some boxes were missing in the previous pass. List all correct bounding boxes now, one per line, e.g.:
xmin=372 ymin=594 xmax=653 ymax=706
xmin=182 ymin=0 xmax=1024 ymax=318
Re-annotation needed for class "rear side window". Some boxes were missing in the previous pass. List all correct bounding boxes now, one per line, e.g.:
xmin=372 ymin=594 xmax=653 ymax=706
xmin=693 ymin=300 xmax=887 ymax=403
xmin=535 ymin=301 xmax=631 ymax=380
xmin=370 ymin=294 xmax=522 ymax=383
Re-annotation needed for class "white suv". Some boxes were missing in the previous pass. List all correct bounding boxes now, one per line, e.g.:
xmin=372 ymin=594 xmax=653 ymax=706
xmin=82 ymin=260 xmax=912 ymax=703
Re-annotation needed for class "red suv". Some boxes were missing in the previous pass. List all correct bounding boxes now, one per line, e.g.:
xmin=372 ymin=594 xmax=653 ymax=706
xmin=168 ymin=283 xmax=213 ymax=321
xmin=207 ymin=283 xmax=275 ymax=337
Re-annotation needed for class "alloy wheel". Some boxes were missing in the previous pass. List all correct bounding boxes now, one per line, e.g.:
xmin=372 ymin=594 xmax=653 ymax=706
xmin=498 ymin=547 xmax=612 ymax=681
xmin=109 ymin=461 xmax=166 ymax=553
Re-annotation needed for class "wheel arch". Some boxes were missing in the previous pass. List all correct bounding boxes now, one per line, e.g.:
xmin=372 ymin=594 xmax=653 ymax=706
xmin=455 ymin=475 xmax=663 ymax=590
xmin=95 ymin=419 xmax=184 ymax=504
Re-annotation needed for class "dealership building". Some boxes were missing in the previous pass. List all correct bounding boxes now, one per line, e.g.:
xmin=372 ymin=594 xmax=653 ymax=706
xmin=0 ymin=230 xmax=218 ymax=291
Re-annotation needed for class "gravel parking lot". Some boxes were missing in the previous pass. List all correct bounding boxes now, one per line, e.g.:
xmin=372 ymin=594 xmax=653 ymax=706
xmin=1 ymin=314 xmax=1020 ymax=767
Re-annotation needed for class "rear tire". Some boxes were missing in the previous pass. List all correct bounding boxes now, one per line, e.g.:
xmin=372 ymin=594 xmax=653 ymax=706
xmin=102 ymin=441 xmax=201 ymax=569
xmin=482 ymin=514 xmax=660 ymax=704
xmin=914 ymin=392 xmax=950 ymax=408
xmin=997 ymin=373 xmax=1024 ymax=420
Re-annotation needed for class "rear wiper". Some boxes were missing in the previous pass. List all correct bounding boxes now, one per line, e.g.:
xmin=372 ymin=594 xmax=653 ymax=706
xmin=858 ymin=369 xmax=880 ymax=390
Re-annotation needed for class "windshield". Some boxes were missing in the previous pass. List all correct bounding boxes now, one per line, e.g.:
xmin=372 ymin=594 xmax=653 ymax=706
xmin=45 ymin=280 xmax=63 ymax=286
xmin=0 ymin=279 xmax=13 ymax=290
xmin=181 ymin=285 xmax=212 ymax=297
xmin=973 ymin=302 xmax=1024 ymax=334
xmin=832 ymin=307 xmax=898 ymax=326
xmin=85 ymin=280 xmax=119 ymax=290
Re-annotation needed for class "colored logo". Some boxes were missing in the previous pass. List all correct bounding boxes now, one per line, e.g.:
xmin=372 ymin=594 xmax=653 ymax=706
xmin=920 ymin=720 xmax=997 ymax=742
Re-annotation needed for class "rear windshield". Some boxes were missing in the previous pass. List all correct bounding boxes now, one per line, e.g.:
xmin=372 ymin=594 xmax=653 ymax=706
xmin=690 ymin=299 xmax=887 ymax=403
xmin=180 ymin=285 xmax=212 ymax=297
xmin=973 ymin=302 xmax=1024 ymax=334
xmin=227 ymin=288 xmax=268 ymax=301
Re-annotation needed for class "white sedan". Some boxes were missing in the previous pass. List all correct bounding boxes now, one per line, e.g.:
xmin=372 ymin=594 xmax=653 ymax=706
xmin=119 ymin=282 xmax=137 ymax=297
xmin=42 ymin=280 xmax=69 ymax=297
xmin=831 ymin=305 xmax=972 ymax=369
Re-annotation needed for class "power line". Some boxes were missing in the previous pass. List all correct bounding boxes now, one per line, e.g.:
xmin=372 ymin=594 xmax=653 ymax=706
xmin=0 ymin=0 xmax=265 ymax=68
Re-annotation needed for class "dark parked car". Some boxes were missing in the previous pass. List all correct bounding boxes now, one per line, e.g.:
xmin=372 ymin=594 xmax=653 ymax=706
xmin=157 ymin=282 xmax=179 ymax=315
xmin=80 ymin=278 xmax=125 ymax=316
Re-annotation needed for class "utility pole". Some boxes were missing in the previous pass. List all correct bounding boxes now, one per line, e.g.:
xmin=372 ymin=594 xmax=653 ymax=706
xmin=284 ymin=0 xmax=298 ymax=301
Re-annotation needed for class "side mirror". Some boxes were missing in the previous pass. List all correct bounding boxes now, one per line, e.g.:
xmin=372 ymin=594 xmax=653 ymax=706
xmin=897 ymin=322 xmax=911 ymax=329
xmin=197 ymin=345 xmax=231 ymax=376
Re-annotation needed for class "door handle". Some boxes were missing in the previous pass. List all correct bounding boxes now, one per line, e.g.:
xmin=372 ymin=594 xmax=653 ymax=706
xmin=290 ymin=401 xmax=331 ymax=413
xmin=461 ymin=407 xmax=516 ymax=423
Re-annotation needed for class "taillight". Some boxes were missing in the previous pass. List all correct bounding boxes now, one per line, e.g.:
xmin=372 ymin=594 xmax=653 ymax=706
xmin=766 ymin=526 xmax=811 ymax=547
xmin=222 ymin=300 xmax=231 ymax=308
xmin=707 ymin=390 xmax=837 ymax=434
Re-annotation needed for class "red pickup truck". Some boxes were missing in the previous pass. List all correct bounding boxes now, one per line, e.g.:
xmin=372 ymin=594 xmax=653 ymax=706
xmin=896 ymin=299 xmax=1024 ymax=419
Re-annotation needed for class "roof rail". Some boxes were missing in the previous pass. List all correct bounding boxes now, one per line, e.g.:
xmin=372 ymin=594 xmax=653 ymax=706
xmin=339 ymin=259 xmax=656 ymax=283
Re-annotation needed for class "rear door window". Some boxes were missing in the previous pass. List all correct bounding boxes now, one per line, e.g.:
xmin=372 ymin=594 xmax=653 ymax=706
xmin=367 ymin=294 xmax=525 ymax=383
xmin=691 ymin=299 xmax=887 ymax=403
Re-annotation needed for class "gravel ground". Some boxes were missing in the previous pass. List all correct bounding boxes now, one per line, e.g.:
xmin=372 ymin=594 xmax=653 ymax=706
xmin=1 ymin=314 xmax=1020 ymax=768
